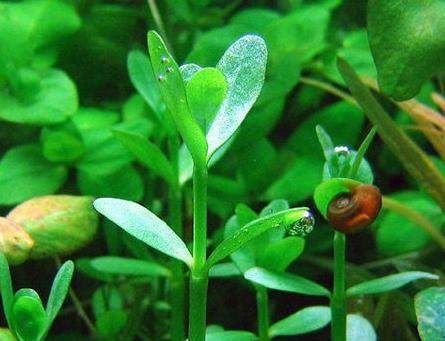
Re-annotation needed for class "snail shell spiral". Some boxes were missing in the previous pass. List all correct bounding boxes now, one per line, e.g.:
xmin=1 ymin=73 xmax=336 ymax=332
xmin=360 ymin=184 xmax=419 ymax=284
xmin=327 ymin=184 xmax=382 ymax=234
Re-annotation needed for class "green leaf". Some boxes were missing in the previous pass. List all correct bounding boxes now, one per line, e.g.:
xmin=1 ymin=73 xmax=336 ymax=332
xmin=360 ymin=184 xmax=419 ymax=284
xmin=415 ymin=287 xmax=445 ymax=341
xmin=338 ymin=58 xmax=445 ymax=211
xmin=147 ymin=31 xmax=207 ymax=169
xmin=377 ymin=191 xmax=445 ymax=256
xmin=46 ymin=261 xmax=74 ymax=327
xmin=367 ymin=0 xmax=445 ymax=100
xmin=78 ymin=164 xmax=144 ymax=202
xmin=269 ymin=306 xmax=331 ymax=337
xmin=206 ymin=35 xmax=267 ymax=158
xmin=346 ymin=271 xmax=438 ymax=297
xmin=316 ymin=125 xmax=335 ymax=161
xmin=209 ymin=262 xmax=242 ymax=278
xmin=244 ymin=267 xmax=330 ymax=297
xmin=0 ymin=254 xmax=13 ymax=327
xmin=127 ymin=50 xmax=165 ymax=118
xmin=96 ymin=310 xmax=128 ymax=338
xmin=0 ymin=144 xmax=67 ymax=205
xmin=0 ymin=69 xmax=78 ymax=125
xmin=113 ymin=129 xmax=175 ymax=185
xmin=186 ymin=67 xmax=227 ymax=131
xmin=180 ymin=63 xmax=202 ymax=81
xmin=11 ymin=291 xmax=47 ymax=341
xmin=205 ymin=330 xmax=257 ymax=341
xmin=41 ymin=130 xmax=84 ymax=163
xmin=347 ymin=314 xmax=376 ymax=341
xmin=206 ymin=208 xmax=311 ymax=269
xmin=88 ymin=256 xmax=171 ymax=277
xmin=258 ymin=237 xmax=305 ymax=272
xmin=94 ymin=198 xmax=193 ymax=267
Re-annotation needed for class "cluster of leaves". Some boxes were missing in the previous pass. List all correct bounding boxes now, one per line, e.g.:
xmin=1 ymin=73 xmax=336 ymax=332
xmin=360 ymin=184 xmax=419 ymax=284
xmin=0 ymin=0 xmax=445 ymax=340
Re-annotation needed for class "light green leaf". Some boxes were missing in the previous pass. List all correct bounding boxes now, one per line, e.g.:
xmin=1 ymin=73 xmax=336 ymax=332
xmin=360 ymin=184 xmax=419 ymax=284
xmin=347 ymin=314 xmax=376 ymax=341
xmin=113 ymin=129 xmax=175 ymax=185
xmin=46 ymin=260 xmax=74 ymax=326
xmin=415 ymin=287 xmax=445 ymax=341
xmin=0 ymin=254 xmax=13 ymax=327
xmin=269 ymin=306 xmax=331 ymax=337
xmin=147 ymin=31 xmax=207 ymax=169
xmin=0 ymin=144 xmax=67 ymax=205
xmin=186 ymin=67 xmax=227 ymax=131
xmin=205 ymin=330 xmax=257 ymax=341
xmin=206 ymin=208 xmax=310 ymax=269
xmin=244 ymin=267 xmax=330 ymax=297
xmin=338 ymin=58 xmax=445 ymax=210
xmin=88 ymin=256 xmax=171 ymax=277
xmin=0 ymin=69 xmax=78 ymax=125
xmin=207 ymin=35 xmax=267 ymax=158
xmin=180 ymin=63 xmax=202 ymax=82
xmin=346 ymin=271 xmax=438 ymax=297
xmin=41 ymin=129 xmax=84 ymax=163
xmin=94 ymin=198 xmax=193 ymax=267
xmin=367 ymin=0 xmax=445 ymax=100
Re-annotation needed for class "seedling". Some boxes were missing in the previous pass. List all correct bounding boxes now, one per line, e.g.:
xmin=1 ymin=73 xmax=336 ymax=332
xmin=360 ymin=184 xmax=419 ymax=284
xmin=0 ymin=253 xmax=74 ymax=341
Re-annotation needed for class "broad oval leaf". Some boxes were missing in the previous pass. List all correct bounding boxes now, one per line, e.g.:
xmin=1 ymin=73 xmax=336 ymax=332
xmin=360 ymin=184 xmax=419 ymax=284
xmin=0 ymin=144 xmax=67 ymax=205
xmin=346 ymin=271 xmax=438 ymax=297
xmin=367 ymin=0 xmax=445 ymax=100
xmin=244 ymin=267 xmax=330 ymax=297
xmin=11 ymin=292 xmax=47 ymax=341
xmin=269 ymin=306 xmax=331 ymax=337
xmin=0 ymin=69 xmax=78 ymax=125
xmin=206 ymin=208 xmax=311 ymax=269
xmin=88 ymin=256 xmax=171 ymax=277
xmin=257 ymin=237 xmax=305 ymax=272
xmin=94 ymin=198 xmax=193 ymax=267
xmin=415 ymin=287 xmax=445 ymax=341
xmin=347 ymin=314 xmax=376 ymax=341
xmin=46 ymin=260 xmax=74 ymax=326
xmin=206 ymin=34 xmax=267 ymax=158
xmin=147 ymin=30 xmax=207 ymax=169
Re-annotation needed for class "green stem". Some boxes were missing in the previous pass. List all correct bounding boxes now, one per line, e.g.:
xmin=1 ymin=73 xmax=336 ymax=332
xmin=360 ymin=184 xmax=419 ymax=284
xmin=299 ymin=77 xmax=357 ymax=106
xmin=146 ymin=0 xmax=173 ymax=56
xmin=331 ymin=231 xmax=346 ymax=341
xmin=168 ymin=137 xmax=185 ymax=341
xmin=256 ymin=286 xmax=270 ymax=341
xmin=189 ymin=166 xmax=208 ymax=341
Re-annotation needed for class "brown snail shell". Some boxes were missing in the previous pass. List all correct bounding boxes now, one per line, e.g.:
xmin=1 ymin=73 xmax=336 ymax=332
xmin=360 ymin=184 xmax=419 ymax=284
xmin=327 ymin=184 xmax=382 ymax=234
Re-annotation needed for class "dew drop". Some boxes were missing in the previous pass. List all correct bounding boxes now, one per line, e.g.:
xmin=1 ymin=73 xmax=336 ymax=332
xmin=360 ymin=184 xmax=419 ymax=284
xmin=334 ymin=145 xmax=350 ymax=157
xmin=161 ymin=56 xmax=169 ymax=64
xmin=285 ymin=211 xmax=315 ymax=237
xmin=166 ymin=66 xmax=174 ymax=73
xmin=157 ymin=74 xmax=166 ymax=82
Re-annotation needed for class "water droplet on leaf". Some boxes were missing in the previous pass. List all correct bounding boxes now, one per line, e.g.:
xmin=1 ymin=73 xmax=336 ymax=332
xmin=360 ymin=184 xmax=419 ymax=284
xmin=161 ymin=56 xmax=169 ymax=64
xmin=166 ymin=66 xmax=174 ymax=73
xmin=158 ymin=74 xmax=166 ymax=82
xmin=286 ymin=211 xmax=315 ymax=237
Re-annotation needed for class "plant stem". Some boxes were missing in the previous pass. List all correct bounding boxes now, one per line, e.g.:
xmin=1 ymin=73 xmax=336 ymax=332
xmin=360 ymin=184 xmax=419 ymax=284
xmin=168 ymin=137 xmax=185 ymax=341
xmin=256 ymin=286 xmax=270 ymax=341
xmin=189 ymin=165 xmax=208 ymax=341
xmin=299 ymin=76 xmax=357 ymax=106
xmin=331 ymin=232 xmax=346 ymax=341
xmin=54 ymin=257 xmax=97 ymax=336
xmin=146 ymin=0 xmax=173 ymax=56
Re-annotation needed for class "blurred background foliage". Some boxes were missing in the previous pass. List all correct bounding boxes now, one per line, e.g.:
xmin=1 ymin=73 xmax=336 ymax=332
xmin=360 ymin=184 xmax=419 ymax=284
xmin=0 ymin=0 xmax=444 ymax=340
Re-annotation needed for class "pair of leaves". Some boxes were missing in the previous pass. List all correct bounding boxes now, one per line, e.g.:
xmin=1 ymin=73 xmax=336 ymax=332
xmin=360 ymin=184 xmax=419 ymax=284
xmin=0 ymin=254 xmax=74 ymax=340
xmin=94 ymin=198 xmax=311 ymax=272
xmin=147 ymin=31 xmax=267 ymax=169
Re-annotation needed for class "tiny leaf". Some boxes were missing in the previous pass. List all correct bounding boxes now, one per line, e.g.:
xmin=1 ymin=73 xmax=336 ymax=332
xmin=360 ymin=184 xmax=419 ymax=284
xmin=88 ymin=256 xmax=171 ymax=277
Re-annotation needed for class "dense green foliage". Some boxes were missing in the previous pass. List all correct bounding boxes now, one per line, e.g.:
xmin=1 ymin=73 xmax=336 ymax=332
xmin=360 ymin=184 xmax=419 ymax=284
xmin=0 ymin=0 xmax=444 ymax=340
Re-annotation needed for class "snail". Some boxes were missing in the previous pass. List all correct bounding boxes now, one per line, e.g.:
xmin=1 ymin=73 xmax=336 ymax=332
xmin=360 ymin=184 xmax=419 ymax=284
xmin=314 ymin=178 xmax=382 ymax=234
xmin=327 ymin=184 xmax=382 ymax=234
